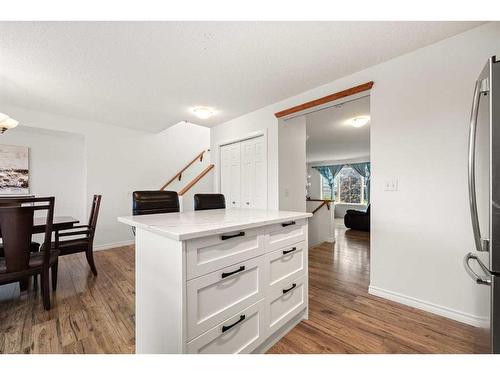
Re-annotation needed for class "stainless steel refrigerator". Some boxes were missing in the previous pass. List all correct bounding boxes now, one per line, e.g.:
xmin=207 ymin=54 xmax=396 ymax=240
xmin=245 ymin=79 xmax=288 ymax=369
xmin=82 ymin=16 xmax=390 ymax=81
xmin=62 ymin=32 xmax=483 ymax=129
xmin=465 ymin=55 xmax=500 ymax=354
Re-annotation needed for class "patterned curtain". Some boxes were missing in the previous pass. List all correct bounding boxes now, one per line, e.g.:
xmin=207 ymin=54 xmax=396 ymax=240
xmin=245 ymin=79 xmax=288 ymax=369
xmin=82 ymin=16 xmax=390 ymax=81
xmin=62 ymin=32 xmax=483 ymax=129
xmin=350 ymin=162 xmax=371 ymax=203
xmin=312 ymin=165 xmax=344 ymax=191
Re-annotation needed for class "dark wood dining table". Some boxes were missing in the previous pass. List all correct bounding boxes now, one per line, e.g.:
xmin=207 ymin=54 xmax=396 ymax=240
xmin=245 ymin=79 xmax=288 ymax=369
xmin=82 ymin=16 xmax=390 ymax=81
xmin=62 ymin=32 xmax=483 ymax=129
xmin=0 ymin=216 xmax=79 ymax=238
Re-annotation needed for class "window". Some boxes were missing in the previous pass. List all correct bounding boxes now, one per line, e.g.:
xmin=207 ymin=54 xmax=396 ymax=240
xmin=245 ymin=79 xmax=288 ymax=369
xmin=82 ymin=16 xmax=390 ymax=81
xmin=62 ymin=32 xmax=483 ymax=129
xmin=321 ymin=174 xmax=332 ymax=200
xmin=320 ymin=166 xmax=367 ymax=204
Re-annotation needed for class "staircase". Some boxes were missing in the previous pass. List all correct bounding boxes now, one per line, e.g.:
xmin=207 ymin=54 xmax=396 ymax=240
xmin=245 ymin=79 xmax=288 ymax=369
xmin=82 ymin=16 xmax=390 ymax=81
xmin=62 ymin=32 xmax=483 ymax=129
xmin=160 ymin=149 xmax=215 ymax=210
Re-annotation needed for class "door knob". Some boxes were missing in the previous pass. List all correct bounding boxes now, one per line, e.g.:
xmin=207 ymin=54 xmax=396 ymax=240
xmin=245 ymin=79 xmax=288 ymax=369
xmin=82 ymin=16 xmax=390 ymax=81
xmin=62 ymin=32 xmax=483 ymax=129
xmin=232 ymin=201 xmax=236 ymax=204
xmin=246 ymin=202 xmax=249 ymax=205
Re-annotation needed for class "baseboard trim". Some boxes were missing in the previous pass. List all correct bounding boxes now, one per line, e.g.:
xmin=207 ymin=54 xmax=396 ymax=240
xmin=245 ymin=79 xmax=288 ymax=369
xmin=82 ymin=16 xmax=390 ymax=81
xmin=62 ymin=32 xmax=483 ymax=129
xmin=94 ymin=240 xmax=134 ymax=252
xmin=368 ymin=285 xmax=489 ymax=328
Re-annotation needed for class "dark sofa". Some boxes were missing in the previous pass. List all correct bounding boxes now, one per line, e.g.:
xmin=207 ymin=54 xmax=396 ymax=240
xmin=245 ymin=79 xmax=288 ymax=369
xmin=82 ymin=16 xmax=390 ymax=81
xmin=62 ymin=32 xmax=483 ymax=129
xmin=344 ymin=204 xmax=370 ymax=232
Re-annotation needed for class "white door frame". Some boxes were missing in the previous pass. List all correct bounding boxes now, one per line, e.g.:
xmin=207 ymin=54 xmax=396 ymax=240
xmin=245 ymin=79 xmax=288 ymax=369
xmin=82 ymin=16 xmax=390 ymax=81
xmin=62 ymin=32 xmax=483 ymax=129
xmin=215 ymin=129 xmax=268 ymax=208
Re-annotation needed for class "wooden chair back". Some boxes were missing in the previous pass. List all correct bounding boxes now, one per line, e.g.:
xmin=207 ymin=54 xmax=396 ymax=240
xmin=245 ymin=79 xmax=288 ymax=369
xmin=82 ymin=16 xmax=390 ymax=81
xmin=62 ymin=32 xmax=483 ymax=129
xmin=88 ymin=195 xmax=102 ymax=240
xmin=0 ymin=197 xmax=54 ymax=273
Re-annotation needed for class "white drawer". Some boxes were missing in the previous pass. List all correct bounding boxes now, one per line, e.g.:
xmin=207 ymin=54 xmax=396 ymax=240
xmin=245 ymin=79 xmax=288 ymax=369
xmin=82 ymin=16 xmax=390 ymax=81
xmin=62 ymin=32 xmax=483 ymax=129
xmin=266 ymin=241 xmax=306 ymax=288
xmin=186 ymin=227 xmax=266 ymax=280
xmin=267 ymin=274 xmax=307 ymax=335
xmin=186 ymin=255 xmax=265 ymax=341
xmin=266 ymin=219 xmax=306 ymax=252
xmin=187 ymin=299 xmax=266 ymax=354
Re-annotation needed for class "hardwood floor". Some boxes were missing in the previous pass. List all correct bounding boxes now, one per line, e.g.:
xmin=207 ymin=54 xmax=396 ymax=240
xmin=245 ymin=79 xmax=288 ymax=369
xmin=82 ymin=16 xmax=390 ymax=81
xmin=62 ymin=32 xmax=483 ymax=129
xmin=0 ymin=221 xmax=489 ymax=354
xmin=0 ymin=246 xmax=135 ymax=354
xmin=267 ymin=220 xmax=489 ymax=354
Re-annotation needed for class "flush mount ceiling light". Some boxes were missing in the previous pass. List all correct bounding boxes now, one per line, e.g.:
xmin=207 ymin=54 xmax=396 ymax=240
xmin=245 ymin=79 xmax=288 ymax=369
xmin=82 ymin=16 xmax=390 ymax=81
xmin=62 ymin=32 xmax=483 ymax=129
xmin=349 ymin=116 xmax=370 ymax=128
xmin=190 ymin=106 xmax=216 ymax=120
xmin=0 ymin=113 xmax=19 ymax=133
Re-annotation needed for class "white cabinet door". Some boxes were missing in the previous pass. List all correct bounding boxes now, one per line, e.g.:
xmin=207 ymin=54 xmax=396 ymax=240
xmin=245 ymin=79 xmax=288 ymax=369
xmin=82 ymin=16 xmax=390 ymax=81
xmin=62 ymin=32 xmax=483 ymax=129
xmin=240 ymin=136 xmax=267 ymax=209
xmin=220 ymin=142 xmax=241 ymax=208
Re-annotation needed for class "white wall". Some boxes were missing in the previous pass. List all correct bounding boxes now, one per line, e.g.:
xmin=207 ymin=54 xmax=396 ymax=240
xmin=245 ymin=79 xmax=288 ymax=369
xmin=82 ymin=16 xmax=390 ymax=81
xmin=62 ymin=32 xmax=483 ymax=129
xmin=306 ymin=201 xmax=334 ymax=247
xmin=1 ymin=103 xmax=211 ymax=248
xmin=210 ymin=22 xmax=500 ymax=326
xmin=0 ymin=126 xmax=86 ymax=222
xmin=278 ymin=117 xmax=306 ymax=212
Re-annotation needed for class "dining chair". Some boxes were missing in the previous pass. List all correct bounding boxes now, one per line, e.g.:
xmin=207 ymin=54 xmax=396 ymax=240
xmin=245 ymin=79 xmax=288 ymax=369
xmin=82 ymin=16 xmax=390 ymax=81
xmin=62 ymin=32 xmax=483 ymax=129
xmin=132 ymin=190 xmax=180 ymax=215
xmin=194 ymin=193 xmax=226 ymax=211
xmin=0 ymin=196 xmax=58 ymax=310
xmin=53 ymin=195 xmax=102 ymax=278
xmin=0 ymin=197 xmax=41 ymax=259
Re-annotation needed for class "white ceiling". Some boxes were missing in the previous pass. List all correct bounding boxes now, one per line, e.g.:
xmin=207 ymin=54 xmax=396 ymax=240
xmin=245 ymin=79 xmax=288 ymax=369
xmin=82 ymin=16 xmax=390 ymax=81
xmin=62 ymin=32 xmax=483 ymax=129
xmin=0 ymin=21 xmax=483 ymax=132
xmin=306 ymin=96 xmax=370 ymax=162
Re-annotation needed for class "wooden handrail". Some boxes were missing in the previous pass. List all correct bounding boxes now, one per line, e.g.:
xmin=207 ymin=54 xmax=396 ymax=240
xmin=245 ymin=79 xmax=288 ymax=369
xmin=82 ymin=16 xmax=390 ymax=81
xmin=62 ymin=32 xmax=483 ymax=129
xmin=160 ymin=149 xmax=207 ymax=191
xmin=311 ymin=201 xmax=331 ymax=215
xmin=307 ymin=198 xmax=333 ymax=203
xmin=179 ymin=164 xmax=215 ymax=196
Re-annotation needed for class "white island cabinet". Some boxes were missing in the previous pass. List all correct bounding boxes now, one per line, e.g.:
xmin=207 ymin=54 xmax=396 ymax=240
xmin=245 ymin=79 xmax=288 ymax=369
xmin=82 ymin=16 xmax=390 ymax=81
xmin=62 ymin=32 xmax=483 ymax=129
xmin=117 ymin=209 xmax=312 ymax=354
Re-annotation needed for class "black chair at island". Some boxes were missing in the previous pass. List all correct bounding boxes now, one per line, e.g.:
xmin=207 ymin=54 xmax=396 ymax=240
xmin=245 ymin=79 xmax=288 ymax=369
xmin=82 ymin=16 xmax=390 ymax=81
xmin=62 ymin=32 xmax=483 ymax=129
xmin=132 ymin=190 xmax=180 ymax=215
xmin=194 ymin=193 xmax=226 ymax=211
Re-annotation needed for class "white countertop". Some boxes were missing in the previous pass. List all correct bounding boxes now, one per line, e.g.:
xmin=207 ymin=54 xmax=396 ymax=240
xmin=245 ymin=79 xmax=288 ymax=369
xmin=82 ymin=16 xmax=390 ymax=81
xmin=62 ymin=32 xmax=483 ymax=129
xmin=118 ymin=208 xmax=312 ymax=241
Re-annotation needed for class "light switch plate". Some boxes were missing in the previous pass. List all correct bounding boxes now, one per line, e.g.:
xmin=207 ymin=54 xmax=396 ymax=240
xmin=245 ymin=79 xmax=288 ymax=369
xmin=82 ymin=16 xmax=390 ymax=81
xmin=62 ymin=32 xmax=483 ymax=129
xmin=384 ymin=178 xmax=398 ymax=191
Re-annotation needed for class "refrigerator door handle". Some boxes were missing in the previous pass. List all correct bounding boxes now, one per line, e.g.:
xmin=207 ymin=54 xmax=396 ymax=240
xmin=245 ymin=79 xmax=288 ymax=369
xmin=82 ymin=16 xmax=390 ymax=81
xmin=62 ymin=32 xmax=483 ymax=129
xmin=468 ymin=78 xmax=490 ymax=252
xmin=464 ymin=252 xmax=492 ymax=285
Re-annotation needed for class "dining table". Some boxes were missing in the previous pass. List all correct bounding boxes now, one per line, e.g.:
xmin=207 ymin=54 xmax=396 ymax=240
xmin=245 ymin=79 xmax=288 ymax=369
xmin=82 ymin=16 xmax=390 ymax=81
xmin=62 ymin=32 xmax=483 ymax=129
xmin=33 ymin=216 xmax=80 ymax=234
xmin=0 ymin=215 xmax=80 ymax=292
xmin=0 ymin=216 xmax=79 ymax=238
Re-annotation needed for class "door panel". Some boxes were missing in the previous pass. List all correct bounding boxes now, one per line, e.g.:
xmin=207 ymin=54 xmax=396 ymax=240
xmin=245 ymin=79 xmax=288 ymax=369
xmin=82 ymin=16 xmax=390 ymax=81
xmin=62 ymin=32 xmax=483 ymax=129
xmin=475 ymin=64 xmax=490 ymax=269
xmin=240 ymin=139 xmax=255 ymax=208
xmin=220 ymin=143 xmax=241 ymax=208
xmin=253 ymin=137 xmax=267 ymax=209
xmin=220 ymin=136 xmax=267 ymax=210
xmin=491 ymin=57 xmax=500 ymax=274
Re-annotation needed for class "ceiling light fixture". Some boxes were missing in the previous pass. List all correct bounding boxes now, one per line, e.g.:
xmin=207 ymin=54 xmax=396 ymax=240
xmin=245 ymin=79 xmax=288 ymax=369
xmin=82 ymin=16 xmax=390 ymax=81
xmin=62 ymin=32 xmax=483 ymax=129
xmin=191 ymin=106 xmax=216 ymax=120
xmin=0 ymin=113 xmax=19 ymax=133
xmin=349 ymin=116 xmax=370 ymax=128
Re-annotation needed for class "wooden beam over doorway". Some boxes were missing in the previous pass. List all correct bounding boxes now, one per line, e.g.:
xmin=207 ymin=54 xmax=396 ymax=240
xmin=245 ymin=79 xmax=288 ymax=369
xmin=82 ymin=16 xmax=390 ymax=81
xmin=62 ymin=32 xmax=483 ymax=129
xmin=274 ymin=81 xmax=374 ymax=118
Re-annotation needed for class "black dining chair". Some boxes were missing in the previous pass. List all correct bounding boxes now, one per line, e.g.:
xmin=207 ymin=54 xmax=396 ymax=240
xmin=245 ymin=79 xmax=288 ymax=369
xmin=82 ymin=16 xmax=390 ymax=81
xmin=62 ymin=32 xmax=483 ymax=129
xmin=194 ymin=193 xmax=226 ymax=211
xmin=132 ymin=191 xmax=180 ymax=215
xmin=0 ymin=197 xmax=58 ymax=310
xmin=53 ymin=195 xmax=102 ymax=277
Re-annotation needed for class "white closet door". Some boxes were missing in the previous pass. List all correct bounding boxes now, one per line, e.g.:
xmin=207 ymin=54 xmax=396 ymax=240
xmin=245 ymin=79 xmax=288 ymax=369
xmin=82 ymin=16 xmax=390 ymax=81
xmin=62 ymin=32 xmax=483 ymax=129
xmin=220 ymin=143 xmax=241 ymax=208
xmin=240 ymin=136 xmax=267 ymax=209
xmin=252 ymin=136 xmax=267 ymax=209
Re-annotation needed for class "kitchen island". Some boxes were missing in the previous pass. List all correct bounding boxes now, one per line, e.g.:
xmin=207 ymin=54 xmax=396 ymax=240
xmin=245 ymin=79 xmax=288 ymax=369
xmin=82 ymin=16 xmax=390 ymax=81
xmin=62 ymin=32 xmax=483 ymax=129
xmin=118 ymin=209 xmax=312 ymax=354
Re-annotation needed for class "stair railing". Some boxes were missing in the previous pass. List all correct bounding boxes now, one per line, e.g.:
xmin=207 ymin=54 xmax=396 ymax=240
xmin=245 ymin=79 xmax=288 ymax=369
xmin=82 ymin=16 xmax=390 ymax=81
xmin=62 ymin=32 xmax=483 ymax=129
xmin=160 ymin=149 xmax=208 ymax=191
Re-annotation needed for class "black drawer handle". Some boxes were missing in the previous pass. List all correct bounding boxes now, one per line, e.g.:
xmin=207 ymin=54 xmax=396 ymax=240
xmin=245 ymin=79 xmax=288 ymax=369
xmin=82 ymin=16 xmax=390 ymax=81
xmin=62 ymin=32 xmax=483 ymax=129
xmin=282 ymin=247 xmax=297 ymax=255
xmin=282 ymin=283 xmax=297 ymax=294
xmin=281 ymin=221 xmax=296 ymax=227
xmin=221 ymin=231 xmax=245 ymax=240
xmin=221 ymin=265 xmax=245 ymax=279
xmin=222 ymin=314 xmax=246 ymax=333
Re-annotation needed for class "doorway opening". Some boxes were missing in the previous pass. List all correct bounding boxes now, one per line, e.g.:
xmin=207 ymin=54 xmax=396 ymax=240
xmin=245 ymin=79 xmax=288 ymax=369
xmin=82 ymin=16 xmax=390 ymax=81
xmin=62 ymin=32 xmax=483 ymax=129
xmin=279 ymin=92 xmax=371 ymax=291
xmin=306 ymin=94 xmax=370 ymax=240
